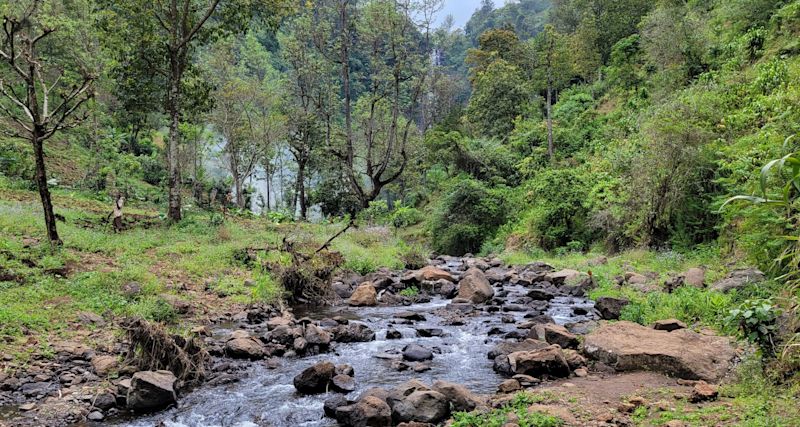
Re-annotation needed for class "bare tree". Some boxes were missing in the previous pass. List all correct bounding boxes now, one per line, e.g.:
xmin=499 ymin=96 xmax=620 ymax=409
xmin=0 ymin=1 xmax=94 ymax=245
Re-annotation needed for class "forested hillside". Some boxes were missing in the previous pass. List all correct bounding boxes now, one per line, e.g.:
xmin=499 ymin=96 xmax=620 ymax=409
xmin=1 ymin=0 xmax=799 ymax=426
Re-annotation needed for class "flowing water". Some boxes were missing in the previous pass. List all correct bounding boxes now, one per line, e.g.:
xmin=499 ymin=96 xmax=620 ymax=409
xmin=111 ymin=264 xmax=597 ymax=427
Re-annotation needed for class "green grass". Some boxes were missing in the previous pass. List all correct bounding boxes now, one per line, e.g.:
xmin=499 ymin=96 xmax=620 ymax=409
xmin=0 ymin=185 xmax=411 ymax=361
xmin=452 ymin=392 xmax=564 ymax=427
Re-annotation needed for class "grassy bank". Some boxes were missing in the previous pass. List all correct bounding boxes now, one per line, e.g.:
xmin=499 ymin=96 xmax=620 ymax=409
xmin=0 ymin=185 xmax=410 ymax=362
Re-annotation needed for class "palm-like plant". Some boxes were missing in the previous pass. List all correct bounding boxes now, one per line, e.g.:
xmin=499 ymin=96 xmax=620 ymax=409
xmin=722 ymin=135 xmax=800 ymax=289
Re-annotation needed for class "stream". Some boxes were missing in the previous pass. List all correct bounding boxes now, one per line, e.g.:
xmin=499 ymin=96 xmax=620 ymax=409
xmin=109 ymin=262 xmax=597 ymax=427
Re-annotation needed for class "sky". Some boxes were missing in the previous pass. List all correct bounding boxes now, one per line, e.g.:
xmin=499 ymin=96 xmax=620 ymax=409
xmin=438 ymin=0 xmax=512 ymax=28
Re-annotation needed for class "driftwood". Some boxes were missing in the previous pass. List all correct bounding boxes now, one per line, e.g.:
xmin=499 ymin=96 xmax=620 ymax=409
xmin=121 ymin=318 xmax=208 ymax=386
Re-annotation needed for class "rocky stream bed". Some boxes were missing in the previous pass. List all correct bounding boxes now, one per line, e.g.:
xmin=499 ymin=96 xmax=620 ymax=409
xmin=0 ymin=255 xmax=745 ymax=427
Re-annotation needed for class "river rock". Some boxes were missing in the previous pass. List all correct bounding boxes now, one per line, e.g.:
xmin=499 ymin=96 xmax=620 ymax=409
xmin=403 ymin=266 xmax=455 ymax=284
xmin=305 ymin=324 xmax=332 ymax=346
xmin=507 ymin=345 xmax=571 ymax=378
xmin=386 ymin=328 xmax=402 ymax=339
xmin=127 ymin=370 xmax=177 ymax=412
xmin=432 ymin=380 xmax=481 ymax=412
xmin=488 ymin=339 xmax=550 ymax=360
xmin=336 ymin=364 xmax=355 ymax=376
xmin=349 ymin=282 xmax=378 ymax=306
xmin=335 ymin=396 xmax=392 ymax=427
xmin=403 ymin=344 xmax=433 ymax=361
xmin=225 ymin=331 xmax=266 ymax=359
xmin=391 ymin=390 xmax=450 ymax=424
xmin=711 ymin=268 xmax=765 ymax=292
xmin=583 ymin=321 xmax=736 ymax=381
xmin=690 ymin=381 xmax=718 ymax=402
xmin=324 ymin=394 xmax=349 ymax=418
xmin=497 ymin=379 xmax=522 ymax=393
xmin=529 ymin=324 xmax=579 ymax=349
xmin=653 ymin=319 xmax=687 ymax=332
xmin=332 ymin=322 xmax=377 ymax=343
xmin=91 ymin=355 xmax=118 ymax=376
xmin=594 ymin=297 xmax=629 ymax=320
xmin=332 ymin=374 xmax=356 ymax=393
xmin=293 ymin=361 xmax=336 ymax=394
xmin=456 ymin=268 xmax=494 ymax=304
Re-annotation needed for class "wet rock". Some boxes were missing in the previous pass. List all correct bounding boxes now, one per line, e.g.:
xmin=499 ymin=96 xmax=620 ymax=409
xmin=127 ymin=370 xmax=177 ymax=412
xmin=456 ymin=268 xmax=494 ymax=304
xmin=332 ymin=374 xmax=357 ymax=393
xmin=332 ymin=322 xmax=377 ymax=343
xmin=684 ymin=268 xmax=705 ymax=288
xmin=93 ymin=392 xmax=117 ymax=410
xmin=485 ymin=267 xmax=512 ymax=284
xmin=293 ymin=337 xmax=308 ymax=352
xmin=402 ymin=266 xmax=455 ymax=284
xmin=653 ymin=319 xmax=687 ymax=332
xmin=349 ymin=282 xmax=378 ymax=307
xmin=395 ymin=311 xmax=426 ymax=321
xmin=498 ymin=379 xmax=522 ymax=393
xmin=225 ymin=331 xmax=266 ymax=360
xmin=267 ymin=315 xmax=293 ymax=330
xmin=436 ymin=281 xmax=458 ymax=298
xmin=507 ymin=345 xmax=571 ymax=378
xmin=529 ymin=324 xmax=579 ymax=349
xmin=690 ymin=381 xmax=718 ymax=402
xmin=336 ymin=364 xmax=355 ymax=376
xmin=416 ymin=328 xmax=444 ymax=338
xmin=594 ymin=297 xmax=630 ymax=320
xmin=324 ymin=394 xmax=350 ymax=418
xmin=360 ymin=387 xmax=391 ymax=402
xmin=333 ymin=282 xmax=355 ymax=299
xmin=432 ymin=380 xmax=481 ymax=412
xmin=293 ymin=361 xmax=336 ymax=394
xmin=386 ymin=328 xmax=402 ymax=340
xmin=711 ymin=268 xmax=765 ymax=293
xmin=91 ymin=355 xmax=118 ymax=376
xmin=391 ymin=390 xmax=450 ymax=424
xmin=335 ymin=396 xmax=392 ymax=427
xmin=583 ymin=321 xmax=736 ymax=381
xmin=304 ymin=324 xmax=332 ymax=346
xmin=488 ymin=339 xmax=550 ymax=360
xmin=527 ymin=288 xmax=556 ymax=301
xmin=403 ymin=344 xmax=433 ymax=362
xmin=512 ymin=374 xmax=540 ymax=387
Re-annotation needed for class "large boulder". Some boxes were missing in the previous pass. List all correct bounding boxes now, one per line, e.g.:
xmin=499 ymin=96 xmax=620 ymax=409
xmin=391 ymin=390 xmax=450 ymax=424
xmin=225 ymin=330 xmax=266 ymax=359
xmin=349 ymin=282 xmax=378 ymax=307
xmin=335 ymin=396 xmax=392 ymax=427
xmin=304 ymin=324 xmax=332 ymax=346
xmin=711 ymin=268 xmax=765 ymax=293
xmin=529 ymin=324 xmax=579 ymax=349
xmin=456 ymin=268 xmax=494 ymax=304
xmin=583 ymin=321 xmax=736 ymax=381
xmin=127 ymin=370 xmax=177 ymax=412
xmin=594 ymin=297 xmax=629 ymax=320
xmin=507 ymin=345 xmax=571 ymax=378
xmin=293 ymin=361 xmax=336 ymax=394
xmin=432 ymin=380 xmax=482 ymax=412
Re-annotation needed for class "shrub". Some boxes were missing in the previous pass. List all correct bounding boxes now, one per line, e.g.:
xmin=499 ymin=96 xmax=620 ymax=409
xmin=430 ymin=178 xmax=507 ymax=255
xmin=358 ymin=200 xmax=390 ymax=225
xmin=399 ymin=244 xmax=428 ymax=269
xmin=727 ymin=298 xmax=782 ymax=356
xmin=391 ymin=206 xmax=423 ymax=228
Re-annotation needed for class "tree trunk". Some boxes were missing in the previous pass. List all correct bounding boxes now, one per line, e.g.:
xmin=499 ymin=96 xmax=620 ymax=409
xmin=231 ymin=149 xmax=244 ymax=209
xmin=31 ymin=129 xmax=60 ymax=245
xmin=297 ymin=160 xmax=307 ymax=220
xmin=167 ymin=63 xmax=183 ymax=221
xmin=546 ymin=81 xmax=554 ymax=160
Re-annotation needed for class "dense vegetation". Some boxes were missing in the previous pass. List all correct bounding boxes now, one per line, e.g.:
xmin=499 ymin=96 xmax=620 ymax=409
xmin=1 ymin=0 xmax=800 ymax=424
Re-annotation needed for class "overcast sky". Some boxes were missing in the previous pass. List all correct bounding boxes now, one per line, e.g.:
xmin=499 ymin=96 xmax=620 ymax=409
xmin=438 ymin=0 xmax=512 ymax=28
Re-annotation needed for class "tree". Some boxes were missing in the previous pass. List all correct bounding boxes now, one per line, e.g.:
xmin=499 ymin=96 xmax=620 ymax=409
xmin=466 ymin=60 xmax=529 ymax=140
xmin=0 ymin=1 xmax=95 ymax=245
xmin=102 ymin=0 xmax=291 ymax=221
xmin=531 ymin=24 xmax=573 ymax=159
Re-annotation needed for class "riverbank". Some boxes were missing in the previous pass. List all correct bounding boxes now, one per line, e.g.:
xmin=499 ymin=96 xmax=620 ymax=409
xmin=1 ymin=187 xmax=799 ymax=426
